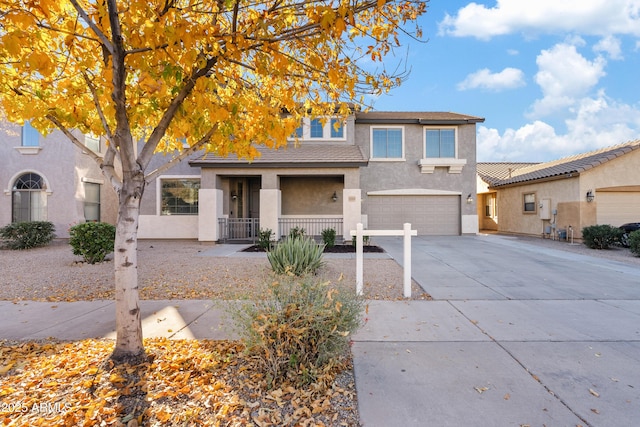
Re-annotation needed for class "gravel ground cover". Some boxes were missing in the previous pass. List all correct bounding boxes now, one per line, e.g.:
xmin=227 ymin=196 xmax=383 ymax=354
xmin=0 ymin=239 xmax=428 ymax=302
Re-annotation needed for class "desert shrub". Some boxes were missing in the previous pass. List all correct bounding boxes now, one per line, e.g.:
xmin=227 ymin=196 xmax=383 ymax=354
xmin=231 ymin=277 xmax=364 ymax=387
xmin=288 ymin=226 xmax=306 ymax=240
xmin=0 ymin=221 xmax=55 ymax=250
xmin=69 ymin=222 xmax=116 ymax=264
xmin=351 ymin=234 xmax=370 ymax=247
xmin=267 ymin=236 xmax=325 ymax=276
xmin=582 ymin=224 xmax=623 ymax=249
xmin=321 ymin=227 xmax=336 ymax=248
xmin=629 ymin=230 xmax=640 ymax=256
xmin=257 ymin=228 xmax=274 ymax=250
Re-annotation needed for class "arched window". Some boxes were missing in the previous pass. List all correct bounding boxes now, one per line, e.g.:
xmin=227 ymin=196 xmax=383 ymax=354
xmin=12 ymin=173 xmax=48 ymax=222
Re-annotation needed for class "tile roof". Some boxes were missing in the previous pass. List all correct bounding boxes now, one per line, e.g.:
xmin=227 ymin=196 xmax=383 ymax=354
xmin=477 ymin=162 xmax=538 ymax=186
xmin=355 ymin=111 xmax=485 ymax=124
xmin=189 ymin=144 xmax=368 ymax=168
xmin=480 ymin=140 xmax=640 ymax=187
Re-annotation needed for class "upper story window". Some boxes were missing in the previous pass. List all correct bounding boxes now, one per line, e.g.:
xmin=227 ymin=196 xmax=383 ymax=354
xmin=85 ymin=134 xmax=100 ymax=152
xmin=419 ymin=126 xmax=466 ymax=173
xmin=161 ymin=178 xmax=200 ymax=215
xmin=371 ymin=127 xmax=403 ymax=160
xmin=289 ymin=117 xmax=346 ymax=141
xmin=310 ymin=119 xmax=324 ymax=138
xmin=22 ymin=121 xmax=40 ymax=147
xmin=330 ymin=118 xmax=344 ymax=138
xmin=425 ymin=128 xmax=456 ymax=158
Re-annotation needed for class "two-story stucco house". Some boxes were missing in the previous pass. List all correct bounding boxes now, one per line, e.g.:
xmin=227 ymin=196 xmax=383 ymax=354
xmin=0 ymin=120 xmax=118 ymax=238
xmin=137 ymin=110 xmax=484 ymax=242
xmin=2 ymin=110 xmax=484 ymax=242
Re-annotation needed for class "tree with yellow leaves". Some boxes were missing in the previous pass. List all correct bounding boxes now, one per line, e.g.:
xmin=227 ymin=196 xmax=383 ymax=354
xmin=0 ymin=0 xmax=426 ymax=362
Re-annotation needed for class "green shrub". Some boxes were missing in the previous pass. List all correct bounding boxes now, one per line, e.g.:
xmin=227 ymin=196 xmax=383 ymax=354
xmin=0 ymin=221 xmax=55 ymax=250
xmin=629 ymin=230 xmax=640 ymax=257
xmin=582 ymin=224 xmax=623 ymax=249
xmin=351 ymin=234 xmax=370 ymax=247
xmin=69 ymin=222 xmax=116 ymax=264
xmin=257 ymin=228 xmax=274 ymax=250
xmin=267 ymin=236 xmax=325 ymax=276
xmin=288 ymin=226 xmax=305 ymax=240
xmin=321 ymin=227 xmax=336 ymax=248
xmin=230 ymin=277 xmax=364 ymax=387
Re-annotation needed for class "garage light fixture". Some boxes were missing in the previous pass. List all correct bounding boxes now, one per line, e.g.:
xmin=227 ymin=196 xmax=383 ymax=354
xmin=466 ymin=194 xmax=473 ymax=204
xmin=332 ymin=191 xmax=338 ymax=202
xmin=586 ymin=190 xmax=594 ymax=202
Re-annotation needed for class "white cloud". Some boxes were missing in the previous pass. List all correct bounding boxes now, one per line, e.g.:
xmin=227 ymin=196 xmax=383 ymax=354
xmin=457 ymin=67 xmax=525 ymax=91
xmin=439 ymin=0 xmax=640 ymax=40
xmin=593 ymin=35 xmax=624 ymax=59
xmin=528 ymin=42 xmax=606 ymax=118
xmin=478 ymin=92 xmax=640 ymax=162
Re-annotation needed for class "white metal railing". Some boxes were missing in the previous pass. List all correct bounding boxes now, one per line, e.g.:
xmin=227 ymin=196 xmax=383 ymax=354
xmin=279 ymin=217 xmax=343 ymax=239
xmin=218 ymin=218 xmax=260 ymax=242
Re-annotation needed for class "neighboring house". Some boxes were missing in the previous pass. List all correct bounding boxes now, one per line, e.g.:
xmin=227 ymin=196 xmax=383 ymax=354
xmin=477 ymin=140 xmax=640 ymax=239
xmin=0 ymin=120 xmax=118 ymax=238
xmin=138 ymin=110 xmax=484 ymax=241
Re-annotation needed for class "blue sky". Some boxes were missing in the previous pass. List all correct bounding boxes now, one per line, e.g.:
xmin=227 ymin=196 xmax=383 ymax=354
xmin=369 ymin=0 xmax=640 ymax=162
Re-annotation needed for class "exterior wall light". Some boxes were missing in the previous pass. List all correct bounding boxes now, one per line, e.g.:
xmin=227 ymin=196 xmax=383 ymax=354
xmin=231 ymin=191 xmax=238 ymax=201
xmin=466 ymin=194 xmax=473 ymax=204
xmin=332 ymin=191 xmax=338 ymax=202
xmin=586 ymin=190 xmax=594 ymax=202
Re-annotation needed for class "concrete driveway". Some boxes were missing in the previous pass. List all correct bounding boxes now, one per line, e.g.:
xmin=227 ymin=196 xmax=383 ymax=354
xmin=352 ymin=234 xmax=640 ymax=427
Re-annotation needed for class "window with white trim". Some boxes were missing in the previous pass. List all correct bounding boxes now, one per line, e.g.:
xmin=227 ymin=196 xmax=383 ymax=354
xmin=84 ymin=182 xmax=101 ymax=222
xmin=21 ymin=121 xmax=40 ymax=147
xmin=523 ymin=193 xmax=536 ymax=213
xmin=425 ymin=128 xmax=456 ymax=158
xmin=289 ymin=117 xmax=346 ymax=141
xmin=85 ymin=134 xmax=100 ymax=152
xmin=161 ymin=178 xmax=200 ymax=215
xmin=371 ymin=127 xmax=403 ymax=159
xmin=12 ymin=172 xmax=47 ymax=222
xmin=419 ymin=126 xmax=466 ymax=173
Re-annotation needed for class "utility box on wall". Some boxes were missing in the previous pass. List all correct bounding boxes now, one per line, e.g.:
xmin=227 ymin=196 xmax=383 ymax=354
xmin=539 ymin=198 xmax=551 ymax=220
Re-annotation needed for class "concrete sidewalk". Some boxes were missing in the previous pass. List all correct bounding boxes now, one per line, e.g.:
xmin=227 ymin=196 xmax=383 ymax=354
xmin=2 ymin=235 xmax=640 ymax=426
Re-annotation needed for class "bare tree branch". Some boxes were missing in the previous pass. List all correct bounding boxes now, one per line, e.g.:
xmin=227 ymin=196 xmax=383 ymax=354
xmin=68 ymin=0 xmax=114 ymax=55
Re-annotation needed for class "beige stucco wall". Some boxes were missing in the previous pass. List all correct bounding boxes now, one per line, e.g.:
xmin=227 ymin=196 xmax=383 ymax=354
xmin=495 ymin=177 xmax=581 ymax=237
xmin=1 ymin=121 xmax=118 ymax=238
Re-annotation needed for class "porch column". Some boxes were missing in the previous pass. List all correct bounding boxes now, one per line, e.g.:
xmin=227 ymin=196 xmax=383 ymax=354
xmin=342 ymin=188 xmax=361 ymax=241
xmin=260 ymin=189 xmax=281 ymax=239
xmin=198 ymin=189 xmax=223 ymax=242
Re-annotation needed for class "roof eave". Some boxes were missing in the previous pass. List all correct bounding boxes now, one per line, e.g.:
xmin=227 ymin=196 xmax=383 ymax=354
xmin=489 ymin=172 xmax=581 ymax=189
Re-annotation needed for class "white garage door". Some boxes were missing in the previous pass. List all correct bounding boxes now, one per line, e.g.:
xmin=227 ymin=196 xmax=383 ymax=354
xmin=596 ymin=191 xmax=640 ymax=226
xmin=367 ymin=195 xmax=460 ymax=235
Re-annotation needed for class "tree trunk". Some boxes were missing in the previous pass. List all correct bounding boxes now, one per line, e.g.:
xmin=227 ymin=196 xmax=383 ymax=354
xmin=110 ymin=175 xmax=145 ymax=362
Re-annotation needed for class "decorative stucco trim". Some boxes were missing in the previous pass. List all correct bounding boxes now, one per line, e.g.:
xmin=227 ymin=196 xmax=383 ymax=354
xmin=14 ymin=146 xmax=42 ymax=155
xmin=418 ymin=158 xmax=467 ymax=174
xmin=367 ymin=189 xmax=462 ymax=196
xmin=4 ymin=169 xmax=53 ymax=195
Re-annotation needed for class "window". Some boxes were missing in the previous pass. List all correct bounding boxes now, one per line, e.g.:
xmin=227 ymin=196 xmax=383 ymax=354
xmin=12 ymin=173 xmax=47 ymax=222
xmin=371 ymin=127 xmax=403 ymax=159
xmin=289 ymin=117 xmax=346 ymax=140
xmin=84 ymin=182 xmax=101 ymax=222
xmin=425 ymin=128 xmax=455 ymax=158
xmin=22 ymin=121 xmax=40 ymax=147
xmin=161 ymin=178 xmax=200 ymax=215
xmin=523 ymin=193 xmax=536 ymax=213
xmin=310 ymin=119 xmax=324 ymax=138
xmin=330 ymin=118 xmax=344 ymax=138
xmin=84 ymin=134 xmax=100 ymax=152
